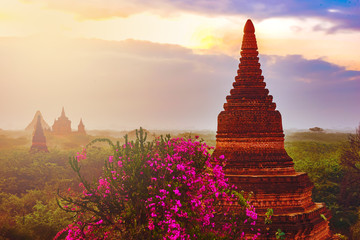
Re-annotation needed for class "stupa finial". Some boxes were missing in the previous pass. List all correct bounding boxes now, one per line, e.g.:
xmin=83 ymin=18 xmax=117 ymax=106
xmin=241 ymin=19 xmax=257 ymax=50
xmin=244 ymin=19 xmax=255 ymax=33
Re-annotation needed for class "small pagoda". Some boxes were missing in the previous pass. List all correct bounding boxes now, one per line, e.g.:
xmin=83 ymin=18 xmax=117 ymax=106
xmin=52 ymin=107 xmax=72 ymax=135
xmin=30 ymin=115 xmax=49 ymax=152
xmin=77 ymin=118 xmax=86 ymax=135
xmin=214 ymin=19 xmax=332 ymax=239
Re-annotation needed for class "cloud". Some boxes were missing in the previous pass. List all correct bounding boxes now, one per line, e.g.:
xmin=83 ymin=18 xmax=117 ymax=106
xmin=0 ymin=37 xmax=236 ymax=130
xmin=22 ymin=0 xmax=360 ymax=32
xmin=0 ymin=37 xmax=358 ymax=130
xmin=21 ymin=0 xmax=231 ymax=20
xmin=260 ymin=54 xmax=360 ymax=129
xmin=20 ymin=0 xmax=144 ymax=19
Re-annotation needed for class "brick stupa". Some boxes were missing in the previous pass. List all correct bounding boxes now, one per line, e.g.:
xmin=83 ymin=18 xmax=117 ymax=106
xmin=213 ymin=19 xmax=332 ymax=239
xmin=30 ymin=115 xmax=49 ymax=152
xmin=52 ymin=107 xmax=72 ymax=135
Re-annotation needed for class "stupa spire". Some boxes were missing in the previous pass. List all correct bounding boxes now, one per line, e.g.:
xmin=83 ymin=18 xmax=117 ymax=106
xmin=30 ymin=115 xmax=49 ymax=152
xmin=241 ymin=19 xmax=257 ymax=50
xmin=214 ymin=19 xmax=332 ymax=239
xmin=61 ymin=107 xmax=66 ymax=117
xmin=78 ymin=118 xmax=86 ymax=135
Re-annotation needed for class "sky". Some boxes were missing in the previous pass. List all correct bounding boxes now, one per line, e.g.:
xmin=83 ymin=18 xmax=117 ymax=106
xmin=0 ymin=0 xmax=359 ymax=131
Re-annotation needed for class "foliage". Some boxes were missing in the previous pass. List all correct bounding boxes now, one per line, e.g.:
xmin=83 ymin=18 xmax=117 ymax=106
xmin=0 ymin=146 xmax=110 ymax=239
xmin=264 ymin=208 xmax=273 ymax=225
xmin=339 ymin=126 xmax=360 ymax=238
xmin=339 ymin=127 xmax=360 ymax=183
xmin=275 ymin=229 xmax=285 ymax=240
xmin=0 ymin=190 xmax=72 ymax=240
xmin=286 ymin=130 xmax=360 ymax=238
xmin=57 ymin=128 xmax=260 ymax=239
xmin=350 ymin=210 xmax=360 ymax=240
xmin=2 ymin=129 xmax=360 ymax=239
xmin=285 ymin=131 xmax=349 ymax=143
xmin=333 ymin=233 xmax=349 ymax=240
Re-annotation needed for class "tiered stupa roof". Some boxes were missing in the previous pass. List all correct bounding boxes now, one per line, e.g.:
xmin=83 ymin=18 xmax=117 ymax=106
xmin=214 ymin=19 xmax=332 ymax=239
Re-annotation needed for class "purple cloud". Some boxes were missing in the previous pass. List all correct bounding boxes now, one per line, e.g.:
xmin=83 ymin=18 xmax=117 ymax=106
xmin=260 ymin=54 xmax=360 ymax=129
xmin=173 ymin=0 xmax=360 ymax=32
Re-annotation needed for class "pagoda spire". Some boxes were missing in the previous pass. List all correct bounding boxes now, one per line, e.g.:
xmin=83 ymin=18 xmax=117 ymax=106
xmin=223 ymin=21 xmax=277 ymax=116
xmin=61 ymin=107 xmax=66 ymax=117
xmin=241 ymin=19 xmax=257 ymax=49
xmin=217 ymin=19 xmax=287 ymax=173
xmin=214 ymin=19 xmax=332 ymax=239
xmin=78 ymin=118 xmax=86 ymax=135
xmin=30 ymin=115 xmax=49 ymax=152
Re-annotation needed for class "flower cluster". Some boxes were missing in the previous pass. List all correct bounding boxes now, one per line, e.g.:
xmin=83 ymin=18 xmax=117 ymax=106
xmin=76 ymin=148 xmax=86 ymax=162
xmin=56 ymin=128 xmax=259 ymax=239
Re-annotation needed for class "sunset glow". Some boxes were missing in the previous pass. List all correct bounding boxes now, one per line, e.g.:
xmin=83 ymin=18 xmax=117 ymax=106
xmin=0 ymin=0 xmax=359 ymax=130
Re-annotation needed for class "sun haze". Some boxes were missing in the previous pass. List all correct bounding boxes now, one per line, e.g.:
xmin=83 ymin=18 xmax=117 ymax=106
xmin=0 ymin=0 xmax=359 ymax=131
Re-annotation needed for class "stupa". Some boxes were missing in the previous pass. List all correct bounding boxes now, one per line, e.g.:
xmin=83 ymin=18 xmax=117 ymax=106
xmin=30 ymin=115 xmax=49 ymax=152
xmin=25 ymin=110 xmax=51 ymax=132
xmin=52 ymin=107 xmax=72 ymax=135
xmin=213 ymin=19 xmax=332 ymax=239
xmin=77 ymin=118 xmax=86 ymax=135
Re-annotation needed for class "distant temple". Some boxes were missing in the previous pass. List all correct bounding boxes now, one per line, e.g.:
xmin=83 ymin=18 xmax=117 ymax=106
xmin=214 ymin=20 xmax=332 ymax=239
xmin=26 ymin=108 xmax=86 ymax=149
xmin=51 ymin=107 xmax=87 ymax=135
xmin=30 ymin=115 xmax=49 ymax=152
xmin=77 ymin=118 xmax=86 ymax=135
xmin=25 ymin=110 xmax=51 ymax=132
xmin=52 ymin=107 xmax=72 ymax=135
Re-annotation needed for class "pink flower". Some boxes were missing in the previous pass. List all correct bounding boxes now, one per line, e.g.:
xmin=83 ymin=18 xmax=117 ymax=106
xmin=148 ymin=220 xmax=155 ymax=230
xmin=59 ymin=135 xmax=258 ymax=239
xmin=173 ymin=188 xmax=181 ymax=196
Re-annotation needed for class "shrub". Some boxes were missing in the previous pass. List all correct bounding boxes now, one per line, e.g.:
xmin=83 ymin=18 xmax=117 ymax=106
xmin=56 ymin=128 xmax=259 ymax=239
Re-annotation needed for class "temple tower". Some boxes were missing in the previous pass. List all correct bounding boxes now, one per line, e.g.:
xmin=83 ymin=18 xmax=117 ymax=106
xmin=30 ymin=115 xmax=49 ymax=152
xmin=25 ymin=110 xmax=50 ymax=132
xmin=77 ymin=118 xmax=86 ymax=135
xmin=214 ymin=19 xmax=332 ymax=239
xmin=52 ymin=107 xmax=72 ymax=135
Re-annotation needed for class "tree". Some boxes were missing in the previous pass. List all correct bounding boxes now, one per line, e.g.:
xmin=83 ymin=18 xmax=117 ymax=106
xmin=339 ymin=125 xmax=360 ymax=237
xmin=340 ymin=126 xmax=360 ymax=180
xmin=309 ymin=127 xmax=324 ymax=132
xmin=56 ymin=128 xmax=260 ymax=239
